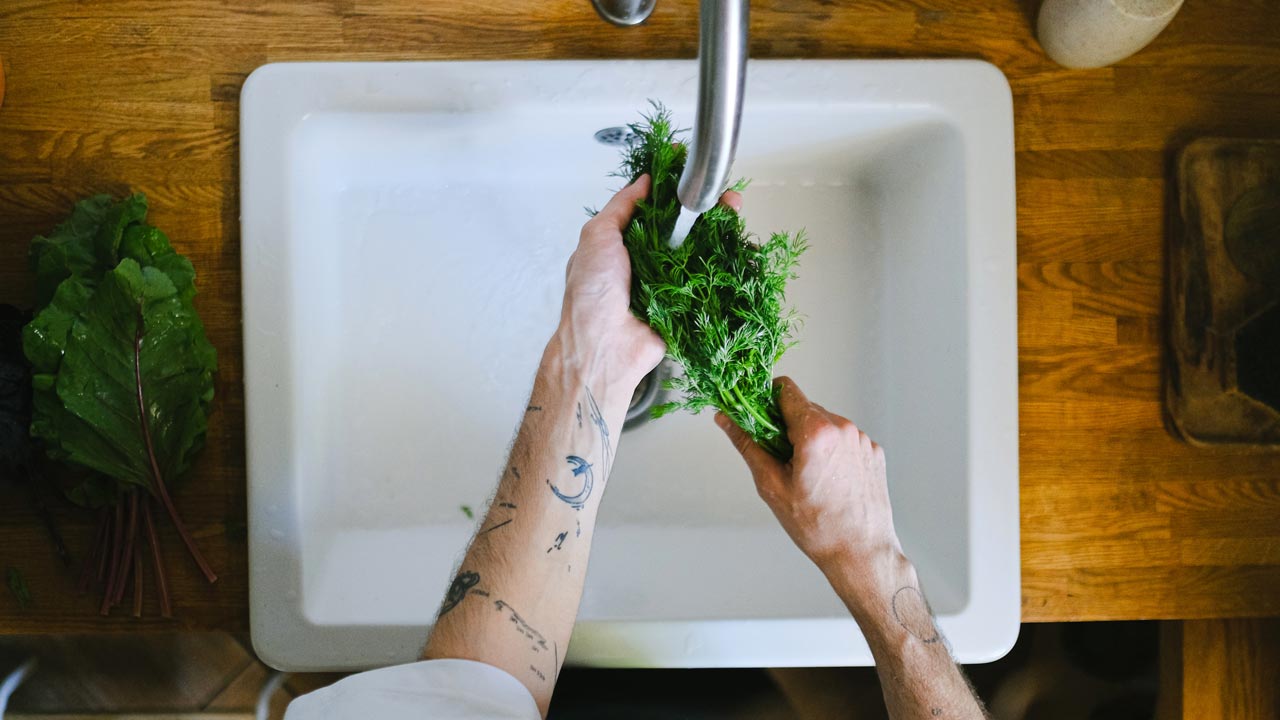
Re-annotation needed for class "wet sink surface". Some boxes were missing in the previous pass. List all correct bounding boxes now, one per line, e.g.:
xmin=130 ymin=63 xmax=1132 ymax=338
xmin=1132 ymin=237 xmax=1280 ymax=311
xmin=241 ymin=60 xmax=1019 ymax=670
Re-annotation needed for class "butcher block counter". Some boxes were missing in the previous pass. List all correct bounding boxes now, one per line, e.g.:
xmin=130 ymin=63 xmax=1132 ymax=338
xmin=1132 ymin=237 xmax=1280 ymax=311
xmin=0 ymin=0 xmax=1277 ymax=632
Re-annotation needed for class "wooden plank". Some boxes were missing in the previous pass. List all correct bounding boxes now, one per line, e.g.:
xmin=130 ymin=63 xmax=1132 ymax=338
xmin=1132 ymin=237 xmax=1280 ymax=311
xmin=1176 ymin=618 xmax=1280 ymax=720
xmin=1019 ymin=345 xmax=1160 ymax=400
xmin=1016 ymin=179 xmax=1166 ymax=262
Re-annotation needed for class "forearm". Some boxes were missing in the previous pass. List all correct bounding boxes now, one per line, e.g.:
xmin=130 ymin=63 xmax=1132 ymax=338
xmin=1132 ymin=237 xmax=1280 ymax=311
xmin=422 ymin=331 xmax=631 ymax=716
xmin=825 ymin=553 xmax=988 ymax=720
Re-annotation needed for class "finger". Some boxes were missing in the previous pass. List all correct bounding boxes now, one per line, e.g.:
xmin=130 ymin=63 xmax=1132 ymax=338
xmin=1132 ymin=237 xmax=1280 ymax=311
xmin=591 ymin=174 xmax=651 ymax=233
xmin=715 ymin=412 xmax=783 ymax=477
xmin=858 ymin=429 xmax=874 ymax=454
xmin=810 ymin=402 xmax=840 ymax=424
xmin=774 ymin=377 xmax=815 ymax=426
xmin=719 ymin=190 xmax=743 ymax=212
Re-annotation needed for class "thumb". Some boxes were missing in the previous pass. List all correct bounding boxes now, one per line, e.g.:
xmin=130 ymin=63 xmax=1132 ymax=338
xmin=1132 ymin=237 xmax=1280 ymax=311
xmin=715 ymin=412 xmax=782 ymax=477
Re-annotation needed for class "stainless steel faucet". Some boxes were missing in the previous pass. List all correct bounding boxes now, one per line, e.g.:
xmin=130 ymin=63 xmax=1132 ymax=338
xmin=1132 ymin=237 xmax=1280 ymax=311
xmin=592 ymin=0 xmax=749 ymax=214
xmin=678 ymin=0 xmax=749 ymax=213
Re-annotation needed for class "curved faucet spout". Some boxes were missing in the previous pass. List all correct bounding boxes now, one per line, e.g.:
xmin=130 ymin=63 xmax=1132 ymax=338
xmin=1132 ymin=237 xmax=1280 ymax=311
xmin=677 ymin=0 xmax=749 ymax=214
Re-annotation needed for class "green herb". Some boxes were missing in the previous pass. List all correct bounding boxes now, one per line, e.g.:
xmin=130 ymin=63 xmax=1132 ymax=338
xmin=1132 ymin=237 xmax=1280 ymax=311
xmin=460 ymin=504 xmax=474 ymax=520
xmin=6 ymin=567 xmax=31 ymax=609
xmin=22 ymin=193 xmax=218 ymax=617
xmin=614 ymin=106 xmax=806 ymax=460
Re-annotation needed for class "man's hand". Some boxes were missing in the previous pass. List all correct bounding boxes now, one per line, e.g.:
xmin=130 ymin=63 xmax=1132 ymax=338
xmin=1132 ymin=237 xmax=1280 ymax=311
xmin=715 ymin=377 xmax=903 ymax=601
xmin=558 ymin=176 xmax=743 ymax=391
xmin=717 ymin=376 xmax=989 ymax=720
xmin=557 ymin=174 xmax=665 ymax=390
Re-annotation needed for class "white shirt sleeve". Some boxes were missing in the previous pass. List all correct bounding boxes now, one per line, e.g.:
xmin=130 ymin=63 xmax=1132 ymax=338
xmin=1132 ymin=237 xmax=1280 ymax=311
xmin=284 ymin=658 xmax=540 ymax=720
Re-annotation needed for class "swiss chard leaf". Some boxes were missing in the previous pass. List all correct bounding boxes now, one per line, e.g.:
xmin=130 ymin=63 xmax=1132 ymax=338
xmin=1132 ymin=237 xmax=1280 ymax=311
xmin=25 ymin=258 xmax=216 ymax=501
xmin=22 ymin=193 xmax=220 ymax=606
xmin=23 ymin=194 xmax=216 ymax=509
xmin=29 ymin=194 xmax=147 ymax=309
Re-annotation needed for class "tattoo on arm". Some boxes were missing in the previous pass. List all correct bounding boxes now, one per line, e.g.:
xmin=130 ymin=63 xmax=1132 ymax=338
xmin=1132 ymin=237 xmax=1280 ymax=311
xmin=477 ymin=518 xmax=513 ymax=535
xmin=891 ymin=586 xmax=941 ymax=644
xmin=526 ymin=405 xmax=543 ymax=412
xmin=547 ymin=531 xmax=568 ymax=553
xmin=439 ymin=571 xmax=480 ymax=617
xmin=542 ymin=387 xmax=612 ymax=510
xmin=584 ymin=385 xmax=612 ymax=478
xmin=476 ymin=497 xmax=518 ymax=536
xmin=547 ymin=455 xmax=594 ymax=509
xmin=494 ymin=600 xmax=550 ymax=654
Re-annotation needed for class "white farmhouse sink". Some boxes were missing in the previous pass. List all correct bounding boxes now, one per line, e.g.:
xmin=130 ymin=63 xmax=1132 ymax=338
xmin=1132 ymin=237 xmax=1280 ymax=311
xmin=241 ymin=60 xmax=1019 ymax=670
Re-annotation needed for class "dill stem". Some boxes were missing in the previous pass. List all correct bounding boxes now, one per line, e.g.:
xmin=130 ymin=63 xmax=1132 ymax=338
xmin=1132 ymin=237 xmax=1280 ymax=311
xmin=731 ymin=384 xmax=780 ymax=435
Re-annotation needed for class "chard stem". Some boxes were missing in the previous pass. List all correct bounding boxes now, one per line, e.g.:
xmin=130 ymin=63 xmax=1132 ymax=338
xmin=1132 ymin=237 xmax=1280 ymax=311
xmin=133 ymin=312 xmax=217 ymax=585
xmin=143 ymin=500 xmax=172 ymax=618
xmin=100 ymin=502 xmax=124 ymax=615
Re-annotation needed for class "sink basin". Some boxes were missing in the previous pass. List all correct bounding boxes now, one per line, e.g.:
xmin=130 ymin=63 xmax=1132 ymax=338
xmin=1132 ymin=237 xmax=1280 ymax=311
xmin=241 ymin=60 xmax=1019 ymax=670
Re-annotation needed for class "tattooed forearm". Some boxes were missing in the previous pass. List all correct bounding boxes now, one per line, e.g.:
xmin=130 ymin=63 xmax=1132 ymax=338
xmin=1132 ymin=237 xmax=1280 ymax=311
xmin=547 ymin=531 xmax=567 ymax=553
xmin=439 ymin=571 xmax=480 ymax=617
xmin=527 ymin=405 xmax=543 ymax=412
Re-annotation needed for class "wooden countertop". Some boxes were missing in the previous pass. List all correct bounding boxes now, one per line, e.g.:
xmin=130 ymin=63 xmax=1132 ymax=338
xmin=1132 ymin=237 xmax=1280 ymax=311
xmin=1 ymin=0 xmax=1278 ymax=632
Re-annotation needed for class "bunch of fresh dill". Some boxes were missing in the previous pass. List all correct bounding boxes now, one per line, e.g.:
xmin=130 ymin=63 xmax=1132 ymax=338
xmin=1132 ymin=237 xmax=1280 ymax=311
xmin=615 ymin=106 xmax=806 ymax=460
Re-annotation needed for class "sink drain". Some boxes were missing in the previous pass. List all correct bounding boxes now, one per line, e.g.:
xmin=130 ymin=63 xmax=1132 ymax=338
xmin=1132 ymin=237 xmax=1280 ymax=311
xmin=624 ymin=360 xmax=674 ymax=431
xmin=594 ymin=126 xmax=637 ymax=147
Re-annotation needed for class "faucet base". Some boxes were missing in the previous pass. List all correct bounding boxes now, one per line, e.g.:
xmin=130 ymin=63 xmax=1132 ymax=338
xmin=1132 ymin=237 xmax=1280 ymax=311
xmin=591 ymin=0 xmax=656 ymax=26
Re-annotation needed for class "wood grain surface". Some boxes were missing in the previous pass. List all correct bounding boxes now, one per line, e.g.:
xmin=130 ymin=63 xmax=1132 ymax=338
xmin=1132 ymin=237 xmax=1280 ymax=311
xmin=0 ymin=0 xmax=1278 ymax=632
xmin=1159 ymin=618 xmax=1280 ymax=720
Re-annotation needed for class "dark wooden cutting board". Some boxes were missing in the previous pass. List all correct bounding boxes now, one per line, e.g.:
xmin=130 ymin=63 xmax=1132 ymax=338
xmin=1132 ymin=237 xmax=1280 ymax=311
xmin=1166 ymin=138 xmax=1280 ymax=447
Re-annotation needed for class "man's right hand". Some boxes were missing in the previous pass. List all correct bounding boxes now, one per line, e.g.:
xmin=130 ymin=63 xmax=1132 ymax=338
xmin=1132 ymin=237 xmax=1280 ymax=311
xmin=717 ymin=377 xmax=991 ymax=720
xmin=714 ymin=377 xmax=906 ymax=606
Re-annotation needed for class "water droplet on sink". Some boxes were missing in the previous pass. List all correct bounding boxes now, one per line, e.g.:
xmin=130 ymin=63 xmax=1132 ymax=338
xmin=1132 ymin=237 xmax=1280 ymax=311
xmin=683 ymin=634 xmax=703 ymax=655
